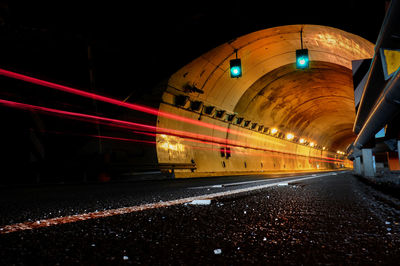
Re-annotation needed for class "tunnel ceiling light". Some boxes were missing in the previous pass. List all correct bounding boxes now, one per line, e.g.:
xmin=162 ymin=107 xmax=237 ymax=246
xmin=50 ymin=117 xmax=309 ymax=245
xmin=310 ymin=142 xmax=315 ymax=147
xmin=270 ymin=128 xmax=278 ymax=134
xmin=230 ymin=49 xmax=242 ymax=78
xmin=322 ymin=147 xmax=326 ymax=150
xmin=299 ymin=138 xmax=305 ymax=144
xmin=286 ymin=133 xmax=294 ymax=140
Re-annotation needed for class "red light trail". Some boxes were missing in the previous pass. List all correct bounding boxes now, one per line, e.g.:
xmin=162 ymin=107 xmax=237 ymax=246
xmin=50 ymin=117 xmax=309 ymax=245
xmin=0 ymin=68 xmax=248 ymax=137
xmin=0 ymin=98 xmax=345 ymax=164
xmin=0 ymin=68 xmax=350 ymax=165
xmin=40 ymin=129 xmax=345 ymax=164
xmin=0 ymin=98 xmax=245 ymax=147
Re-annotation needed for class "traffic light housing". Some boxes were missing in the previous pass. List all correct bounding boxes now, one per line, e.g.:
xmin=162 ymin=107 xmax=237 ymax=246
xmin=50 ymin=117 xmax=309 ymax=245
xmin=230 ymin=58 xmax=242 ymax=78
xmin=296 ymin=49 xmax=309 ymax=69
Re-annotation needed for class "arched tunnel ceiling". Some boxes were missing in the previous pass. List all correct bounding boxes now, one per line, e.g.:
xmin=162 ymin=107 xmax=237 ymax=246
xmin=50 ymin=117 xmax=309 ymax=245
xmin=234 ymin=61 xmax=356 ymax=150
xmin=166 ymin=25 xmax=375 ymax=151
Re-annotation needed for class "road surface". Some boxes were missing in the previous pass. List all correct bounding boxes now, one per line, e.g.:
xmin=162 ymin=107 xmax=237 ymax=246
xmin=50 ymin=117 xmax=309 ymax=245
xmin=1 ymin=171 xmax=399 ymax=264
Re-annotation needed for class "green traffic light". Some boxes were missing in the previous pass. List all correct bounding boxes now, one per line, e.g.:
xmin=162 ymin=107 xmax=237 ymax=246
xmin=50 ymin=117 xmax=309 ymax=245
xmin=296 ymin=49 xmax=309 ymax=69
xmin=230 ymin=66 xmax=241 ymax=77
xmin=230 ymin=58 xmax=242 ymax=78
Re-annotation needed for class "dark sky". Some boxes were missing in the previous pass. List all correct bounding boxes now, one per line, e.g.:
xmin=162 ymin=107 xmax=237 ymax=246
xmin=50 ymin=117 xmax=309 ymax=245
xmin=0 ymin=0 xmax=388 ymax=101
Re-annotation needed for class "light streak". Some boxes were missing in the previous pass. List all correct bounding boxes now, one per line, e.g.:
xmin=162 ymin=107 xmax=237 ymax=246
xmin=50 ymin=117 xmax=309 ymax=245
xmin=0 ymin=68 xmax=249 ymax=138
xmin=0 ymin=69 xmax=345 ymax=161
xmin=0 ymin=98 xmax=345 ymax=164
xmin=0 ymin=99 xmax=244 ymax=154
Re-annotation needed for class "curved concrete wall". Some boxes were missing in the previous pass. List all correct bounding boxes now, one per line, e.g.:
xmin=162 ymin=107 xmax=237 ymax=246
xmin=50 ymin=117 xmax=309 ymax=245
xmin=156 ymin=25 xmax=373 ymax=177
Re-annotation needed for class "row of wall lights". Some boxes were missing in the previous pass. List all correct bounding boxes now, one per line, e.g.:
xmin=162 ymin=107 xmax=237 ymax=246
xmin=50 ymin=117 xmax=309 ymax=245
xmin=270 ymin=127 xmax=325 ymax=150
xmin=173 ymin=95 xmax=327 ymax=151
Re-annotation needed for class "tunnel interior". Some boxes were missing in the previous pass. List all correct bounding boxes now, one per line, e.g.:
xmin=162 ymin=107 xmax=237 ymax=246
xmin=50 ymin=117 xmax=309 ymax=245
xmin=156 ymin=25 xmax=374 ymax=177
xmin=234 ymin=61 xmax=356 ymax=152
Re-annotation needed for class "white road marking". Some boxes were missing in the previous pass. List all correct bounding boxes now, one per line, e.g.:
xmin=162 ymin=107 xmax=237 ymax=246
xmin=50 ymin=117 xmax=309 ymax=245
xmin=186 ymin=199 xmax=211 ymax=205
xmin=0 ymin=172 xmax=341 ymax=234
xmin=188 ymin=172 xmax=338 ymax=189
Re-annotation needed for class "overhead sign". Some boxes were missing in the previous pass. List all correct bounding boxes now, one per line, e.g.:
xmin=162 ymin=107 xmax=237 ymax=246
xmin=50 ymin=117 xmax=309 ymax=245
xmin=380 ymin=48 xmax=400 ymax=80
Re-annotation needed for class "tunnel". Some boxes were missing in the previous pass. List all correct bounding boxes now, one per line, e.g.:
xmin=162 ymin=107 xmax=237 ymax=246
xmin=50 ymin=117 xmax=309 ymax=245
xmin=155 ymin=25 xmax=374 ymax=177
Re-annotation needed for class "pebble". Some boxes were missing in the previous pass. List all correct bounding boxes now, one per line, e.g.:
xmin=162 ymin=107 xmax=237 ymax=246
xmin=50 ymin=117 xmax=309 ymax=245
xmin=214 ymin=249 xmax=222 ymax=255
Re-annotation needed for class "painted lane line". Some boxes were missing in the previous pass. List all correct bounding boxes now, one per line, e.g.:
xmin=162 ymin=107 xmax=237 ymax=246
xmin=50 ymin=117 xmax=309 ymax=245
xmin=0 ymin=173 xmax=336 ymax=234
xmin=188 ymin=172 xmax=338 ymax=189
xmin=189 ymin=177 xmax=297 ymax=189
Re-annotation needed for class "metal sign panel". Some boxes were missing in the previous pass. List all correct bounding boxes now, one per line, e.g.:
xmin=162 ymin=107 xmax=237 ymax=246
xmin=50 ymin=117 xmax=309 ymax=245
xmin=380 ymin=48 xmax=400 ymax=80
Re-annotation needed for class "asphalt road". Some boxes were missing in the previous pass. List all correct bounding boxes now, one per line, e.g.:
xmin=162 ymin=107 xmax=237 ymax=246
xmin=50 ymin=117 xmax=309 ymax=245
xmin=1 ymin=171 xmax=400 ymax=265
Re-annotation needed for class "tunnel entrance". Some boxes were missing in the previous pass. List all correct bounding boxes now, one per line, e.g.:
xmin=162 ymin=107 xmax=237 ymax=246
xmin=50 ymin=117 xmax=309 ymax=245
xmin=156 ymin=25 xmax=374 ymax=177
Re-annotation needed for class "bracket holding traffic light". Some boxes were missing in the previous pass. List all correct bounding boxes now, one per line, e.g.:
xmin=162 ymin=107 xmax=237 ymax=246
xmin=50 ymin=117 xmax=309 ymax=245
xmin=230 ymin=49 xmax=242 ymax=78
xmin=296 ymin=28 xmax=309 ymax=69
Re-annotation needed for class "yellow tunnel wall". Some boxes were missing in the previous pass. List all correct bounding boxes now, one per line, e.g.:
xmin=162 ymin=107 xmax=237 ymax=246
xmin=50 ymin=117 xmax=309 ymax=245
xmin=156 ymin=101 xmax=350 ymax=178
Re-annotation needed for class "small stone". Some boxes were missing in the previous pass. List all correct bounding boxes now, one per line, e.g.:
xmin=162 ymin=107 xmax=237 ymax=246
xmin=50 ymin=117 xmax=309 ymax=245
xmin=214 ymin=249 xmax=222 ymax=255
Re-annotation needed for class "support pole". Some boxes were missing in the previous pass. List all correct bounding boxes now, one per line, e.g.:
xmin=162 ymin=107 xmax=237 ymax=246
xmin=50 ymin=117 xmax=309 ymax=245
xmin=354 ymin=157 xmax=362 ymax=176
xmin=361 ymin=149 xmax=375 ymax=177
xmin=398 ymin=140 xmax=400 ymax=167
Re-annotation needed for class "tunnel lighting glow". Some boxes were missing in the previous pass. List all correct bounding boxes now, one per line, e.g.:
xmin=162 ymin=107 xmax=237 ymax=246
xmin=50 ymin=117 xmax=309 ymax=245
xmin=270 ymin=128 xmax=278 ymax=134
xmin=323 ymin=147 xmax=326 ymax=150
xmin=309 ymin=142 xmax=315 ymax=147
xmin=286 ymin=133 xmax=294 ymax=140
xmin=299 ymin=138 xmax=305 ymax=144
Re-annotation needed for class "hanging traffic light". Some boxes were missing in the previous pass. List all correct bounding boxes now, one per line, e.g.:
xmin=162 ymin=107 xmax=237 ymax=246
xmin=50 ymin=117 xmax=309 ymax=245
xmin=230 ymin=58 xmax=242 ymax=78
xmin=296 ymin=28 xmax=309 ymax=69
xmin=296 ymin=48 xmax=309 ymax=69
xmin=230 ymin=49 xmax=242 ymax=78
